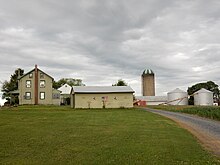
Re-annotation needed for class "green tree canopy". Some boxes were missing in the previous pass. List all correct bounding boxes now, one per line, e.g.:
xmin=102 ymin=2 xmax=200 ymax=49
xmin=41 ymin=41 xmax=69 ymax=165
xmin=112 ymin=79 xmax=128 ymax=86
xmin=1 ymin=68 xmax=24 ymax=103
xmin=187 ymin=81 xmax=220 ymax=105
xmin=53 ymin=78 xmax=85 ymax=89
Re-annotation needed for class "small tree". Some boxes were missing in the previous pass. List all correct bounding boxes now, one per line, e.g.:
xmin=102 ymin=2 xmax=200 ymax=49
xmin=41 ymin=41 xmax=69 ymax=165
xmin=187 ymin=81 xmax=220 ymax=105
xmin=112 ymin=79 xmax=128 ymax=86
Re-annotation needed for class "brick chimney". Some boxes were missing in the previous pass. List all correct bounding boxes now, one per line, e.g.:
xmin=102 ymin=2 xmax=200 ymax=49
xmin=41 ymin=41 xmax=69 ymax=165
xmin=34 ymin=65 xmax=38 ymax=105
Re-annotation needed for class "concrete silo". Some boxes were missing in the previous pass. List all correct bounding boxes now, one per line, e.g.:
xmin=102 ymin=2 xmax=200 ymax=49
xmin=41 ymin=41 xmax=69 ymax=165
xmin=194 ymin=88 xmax=213 ymax=106
xmin=167 ymin=88 xmax=188 ymax=105
xmin=142 ymin=69 xmax=155 ymax=96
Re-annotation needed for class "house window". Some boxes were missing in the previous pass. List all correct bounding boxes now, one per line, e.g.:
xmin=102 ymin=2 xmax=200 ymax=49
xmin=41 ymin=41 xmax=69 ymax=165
xmin=29 ymin=73 xmax=33 ymax=78
xmin=40 ymin=92 xmax=45 ymax=100
xmin=40 ymin=73 xmax=44 ymax=78
xmin=26 ymin=80 xmax=31 ymax=88
xmin=52 ymin=93 xmax=60 ymax=99
xmin=40 ymin=80 xmax=45 ymax=88
xmin=25 ymin=92 xmax=31 ymax=100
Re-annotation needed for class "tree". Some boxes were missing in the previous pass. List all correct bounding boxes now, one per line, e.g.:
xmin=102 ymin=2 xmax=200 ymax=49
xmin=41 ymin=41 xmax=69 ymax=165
xmin=1 ymin=68 xmax=24 ymax=104
xmin=112 ymin=79 xmax=128 ymax=86
xmin=53 ymin=78 xmax=85 ymax=89
xmin=187 ymin=81 xmax=220 ymax=105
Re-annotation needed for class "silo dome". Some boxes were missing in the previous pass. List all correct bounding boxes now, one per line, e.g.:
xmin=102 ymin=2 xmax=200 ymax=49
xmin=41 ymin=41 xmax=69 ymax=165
xmin=167 ymin=88 xmax=188 ymax=105
xmin=142 ymin=69 xmax=154 ymax=75
xmin=194 ymin=88 xmax=213 ymax=106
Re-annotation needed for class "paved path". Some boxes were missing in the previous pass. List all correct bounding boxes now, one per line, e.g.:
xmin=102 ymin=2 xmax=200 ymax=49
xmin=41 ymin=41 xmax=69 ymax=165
xmin=143 ymin=108 xmax=220 ymax=157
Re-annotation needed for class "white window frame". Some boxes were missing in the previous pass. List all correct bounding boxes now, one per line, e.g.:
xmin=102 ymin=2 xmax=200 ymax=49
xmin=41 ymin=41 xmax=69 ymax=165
xmin=26 ymin=80 xmax=31 ymax=88
xmin=40 ymin=80 xmax=45 ymax=88
xmin=40 ymin=92 xmax=45 ymax=100
xmin=25 ymin=92 xmax=31 ymax=100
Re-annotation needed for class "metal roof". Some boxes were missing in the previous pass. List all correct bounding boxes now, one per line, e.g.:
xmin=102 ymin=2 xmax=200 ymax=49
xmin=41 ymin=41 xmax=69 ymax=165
xmin=168 ymin=88 xmax=186 ymax=94
xmin=8 ymin=90 xmax=19 ymax=94
xmin=142 ymin=69 xmax=154 ymax=75
xmin=72 ymin=86 xmax=134 ymax=94
xmin=136 ymin=96 xmax=167 ymax=102
xmin=58 ymin=84 xmax=72 ymax=94
xmin=194 ymin=88 xmax=213 ymax=94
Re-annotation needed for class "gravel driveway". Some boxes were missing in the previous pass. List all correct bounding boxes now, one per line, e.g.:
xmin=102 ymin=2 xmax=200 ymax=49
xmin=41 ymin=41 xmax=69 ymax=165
xmin=143 ymin=107 xmax=220 ymax=157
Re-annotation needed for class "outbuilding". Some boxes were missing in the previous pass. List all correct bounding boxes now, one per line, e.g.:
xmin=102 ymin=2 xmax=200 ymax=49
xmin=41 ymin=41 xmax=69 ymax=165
xmin=135 ymin=96 xmax=167 ymax=105
xmin=70 ymin=86 xmax=134 ymax=109
xmin=58 ymin=84 xmax=72 ymax=105
xmin=194 ymin=88 xmax=213 ymax=106
xmin=167 ymin=88 xmax=188 ymax=105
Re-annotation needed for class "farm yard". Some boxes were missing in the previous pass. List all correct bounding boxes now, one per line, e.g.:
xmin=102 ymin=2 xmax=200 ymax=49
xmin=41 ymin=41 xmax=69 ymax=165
xmin=0 ymin=106 xmax=219 ymax=164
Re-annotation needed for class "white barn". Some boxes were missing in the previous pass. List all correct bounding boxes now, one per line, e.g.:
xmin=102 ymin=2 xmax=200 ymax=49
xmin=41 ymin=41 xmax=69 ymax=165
xmin=136 ymin=96 xmax=167 ymax=105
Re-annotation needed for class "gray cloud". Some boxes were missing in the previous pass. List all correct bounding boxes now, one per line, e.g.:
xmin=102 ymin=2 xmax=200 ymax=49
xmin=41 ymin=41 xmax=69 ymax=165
xmin=0 ymin=0 xmax=220 ymax=95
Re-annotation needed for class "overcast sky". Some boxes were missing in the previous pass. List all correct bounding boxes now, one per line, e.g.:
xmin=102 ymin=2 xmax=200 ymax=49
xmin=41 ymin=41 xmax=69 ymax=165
xmin=0 ymin=0 xmax=220 ymax=96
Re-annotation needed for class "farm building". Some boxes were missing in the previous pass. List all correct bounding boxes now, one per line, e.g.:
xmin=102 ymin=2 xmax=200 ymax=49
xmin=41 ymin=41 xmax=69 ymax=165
xmin=58 ymin=84 xmax=72 ymax=105
xmin=167 ymin=88 xmax=188 ymax=105
xmin=71 ymin=86 xmax=134 ymax=109
xmin=142 ymin=69 xmax=155 ymax=96
xmin=18 ymin=65 xmax=61 ymax=105
xmin=135 ymin=96 xmax=167 ymax=105
xmin=194 ymin=88 xmax=213 ymax=106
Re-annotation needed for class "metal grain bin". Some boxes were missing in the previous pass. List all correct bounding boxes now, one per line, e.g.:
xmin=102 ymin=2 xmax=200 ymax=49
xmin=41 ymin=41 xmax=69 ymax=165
xmin=194 ymin=88 xmax=213 ymax=106
xmin=167 ymin=88 xmax=188 ymax=105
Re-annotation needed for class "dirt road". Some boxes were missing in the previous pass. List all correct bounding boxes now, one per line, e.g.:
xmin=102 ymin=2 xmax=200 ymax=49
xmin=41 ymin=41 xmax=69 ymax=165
xmin=144 ymin=108 xmax=220 ymax=157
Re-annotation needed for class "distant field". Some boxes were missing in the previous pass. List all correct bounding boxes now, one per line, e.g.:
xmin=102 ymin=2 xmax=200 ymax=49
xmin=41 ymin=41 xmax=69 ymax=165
xmin=149 ymin=105 xmax=220 ymax=121
xmin=0 ymin=106 xmax=219 ymax=164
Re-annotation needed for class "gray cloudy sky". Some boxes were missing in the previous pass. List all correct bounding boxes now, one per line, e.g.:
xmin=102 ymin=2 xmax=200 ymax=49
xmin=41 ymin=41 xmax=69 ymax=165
xmin=0 ymin=0 xmax=220 ymax=96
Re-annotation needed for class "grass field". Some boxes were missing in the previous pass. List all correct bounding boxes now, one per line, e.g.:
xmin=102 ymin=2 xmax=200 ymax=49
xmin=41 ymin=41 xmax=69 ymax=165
xmin=149 ymin=105 xmax=220 ymax=121
xmin=0 ymin=106 xmax=219 ymax=164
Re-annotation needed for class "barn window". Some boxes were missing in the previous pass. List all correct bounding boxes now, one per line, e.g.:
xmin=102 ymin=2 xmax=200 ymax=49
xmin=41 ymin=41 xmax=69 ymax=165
xmin=53 ymin=93 xmax=60 ymax=99
xmin=25 ymin=92 xmax=31 ymax=100
xmin=29 ymin=73 xmax=33 ymax=78
xmin=40 ymin=92 xmax=45 ymax=100
xmin=40 ymin=80 xmax=45 ymax=88
xmin=26 ymin=80 xmax=31 ymax=88
xmin=40 ymin=73 xmax=44 ymax=78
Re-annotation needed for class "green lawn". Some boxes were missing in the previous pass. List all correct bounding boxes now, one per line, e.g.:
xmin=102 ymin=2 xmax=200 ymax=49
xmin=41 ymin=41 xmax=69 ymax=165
xmin=0 ymin=106 xmax=219 ymax=164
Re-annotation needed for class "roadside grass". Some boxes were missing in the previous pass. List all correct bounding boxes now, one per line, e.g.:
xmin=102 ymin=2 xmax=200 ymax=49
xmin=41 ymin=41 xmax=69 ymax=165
xmin=0 ymin=106 xmax=219 ymax=164
xmin=148 ymin=105 xmax=220 ymax=121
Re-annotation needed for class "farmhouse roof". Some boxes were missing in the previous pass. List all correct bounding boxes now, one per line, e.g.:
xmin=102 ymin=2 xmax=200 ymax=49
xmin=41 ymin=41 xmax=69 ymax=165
xmin=72 ymin=86 xmax=134 ymax=94
xmin=18 ymin=66 xmax=53 ymax=80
